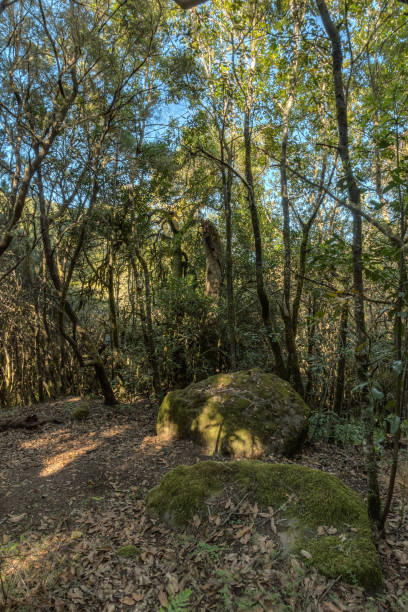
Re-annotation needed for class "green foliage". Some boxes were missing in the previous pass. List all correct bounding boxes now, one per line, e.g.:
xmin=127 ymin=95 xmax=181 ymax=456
xmin=308 ymin=412 xmax=365 ymax=446
xmin=160 ymin=588 xmax=192 ymax=612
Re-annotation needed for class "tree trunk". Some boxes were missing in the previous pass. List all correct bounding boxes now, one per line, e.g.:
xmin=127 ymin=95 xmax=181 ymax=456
xmin=333 ymin=300 xmax=348 ymax=415
xmin=37 ymin=169 xmax=118 ymax=406
xmin=316 ymin=0 xmax=381 ymax=522
xmin=243 ymin=110 xmax=287 ymax=379
xmin=108 ymin=251 xmax=119 ymax=350
xmin=221 ymin=151 xmax=237 ymax=370
xmin=132 ymin=242 xmax=161 ymax=396
xmin=202 ymin=219 xmax=223 ymax=300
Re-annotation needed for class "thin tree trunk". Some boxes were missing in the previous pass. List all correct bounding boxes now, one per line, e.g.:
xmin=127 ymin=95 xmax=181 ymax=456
xmin=333 ymin=300 xmax=348 ymax=415
xmin=380 ymin=123 xmax=407 ymax=530
xmin=37 ymin=170 xmax=118 ymax=406
xmin=221 ymin=151 xmax=237 ymax=370
xmin=316 ymin=0 xmax=381 ymax=522
xmin=108 ymin=250 xmax=119 ymax=350
xmin=243 ymin=110 xmax=287 ymax=379
xmin=127 ymin=238 xmax=161 ymax=396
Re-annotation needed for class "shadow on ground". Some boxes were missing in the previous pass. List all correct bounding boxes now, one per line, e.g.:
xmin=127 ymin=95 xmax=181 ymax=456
xmin=0 ymin=398 xmax=407 ymax=611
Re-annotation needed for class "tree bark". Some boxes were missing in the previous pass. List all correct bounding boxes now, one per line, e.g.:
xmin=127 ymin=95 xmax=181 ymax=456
xmin=333 ymin=300 xmax=348 ymax=415
xmin=202 ymin=219 xmax=223 ymax=300
xmin=243 ymin=110 xmax=287 ymax=379
xmin=108 ymin=250 xmax=120 ymax=350
xmin=37 ymin=169 xmax=118 ymax=406
xmin=316 ymin=0 xmax=381 ymax=522
xmin=221 ymin=147 xmax=237 ymax=370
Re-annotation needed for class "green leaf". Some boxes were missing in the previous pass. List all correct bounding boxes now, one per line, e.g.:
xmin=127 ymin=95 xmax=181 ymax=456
xmin=393 ymin=360 xmax=403 ymax=375
xmin=372 ymin=387 xmax=384 ymax=401
xmin=390 ymin=415 xmax=401 ymax=435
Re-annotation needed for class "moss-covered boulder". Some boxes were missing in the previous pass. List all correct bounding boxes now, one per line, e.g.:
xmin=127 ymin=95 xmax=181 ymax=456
xmin=146 ymin=461 xmax=382 ymax=592
xmin=157 ymin=368 xmax=309 ymax=457
xmin=72 ymin=401 xmax=90 ymax=420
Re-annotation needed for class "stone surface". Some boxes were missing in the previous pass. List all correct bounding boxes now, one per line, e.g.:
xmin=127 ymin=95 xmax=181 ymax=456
xmin=157 ymin=368 xmax=309 ymax=457
xmin=146 ymin=460 xmax=383 ymax=592
xmin=71 ymin=402 xmax=90 ymax=420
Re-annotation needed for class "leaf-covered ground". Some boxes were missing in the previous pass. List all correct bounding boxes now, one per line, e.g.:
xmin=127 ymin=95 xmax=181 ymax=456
xmin=0 ymin=397 xmax=407 ymax=611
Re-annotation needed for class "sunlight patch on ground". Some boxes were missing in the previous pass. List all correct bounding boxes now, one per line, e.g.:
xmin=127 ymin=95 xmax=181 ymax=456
xmin=100 ymin=425 xmax=131 ymax=438
xmin=1 ymin=533 xmax=69 ymax=606
xmin=37 ymin=427 xmax=129 ymax=476
xmin=139 ymin=435 xmax=172 ymax=451
xmin=40 ymin=442 xmax=99 ymax=477
xmin=20 ymin=432 xmax=73 ymax=450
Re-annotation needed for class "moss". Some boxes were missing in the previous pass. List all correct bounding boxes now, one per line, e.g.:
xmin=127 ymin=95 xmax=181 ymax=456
xmin=72 ymin=402 xmax=90 ymax=420
xmin=146 ymin=461 xmax=382 ymax=592
xmin=147 ymin=462 xmax=233 ymax=527
xmin=157 ymin=369 xmax=309 ymax=458
xmin=305 ymin=535 xmax=381 ymax=593
xmin=117 ymin=545 xmax=141 ymax=558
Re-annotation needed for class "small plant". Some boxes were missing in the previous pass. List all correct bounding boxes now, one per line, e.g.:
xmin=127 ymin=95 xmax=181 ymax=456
xmin=193 ymin=540 xmax=225 ymax=561
xmin=160 ymin=588 xmax=192 ymax=611
xmin=308 ymin=412 xmax=365 ymax=445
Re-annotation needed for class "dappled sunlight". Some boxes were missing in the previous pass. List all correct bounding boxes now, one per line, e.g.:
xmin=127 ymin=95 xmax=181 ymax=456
xmin=32 ymin=424 xmax=133 ymax=476
xmin=20 ymin=431 xmax=74 ymax=450
xmin=100 ymin=424 xmax=131 ymax=438
xmin=139 ymin=434 xmax=172 ymax=451
xmin=40 ymin=442 xmax=100 ymax=477
xmin=1 ymin=531 xmax=73 ymax=609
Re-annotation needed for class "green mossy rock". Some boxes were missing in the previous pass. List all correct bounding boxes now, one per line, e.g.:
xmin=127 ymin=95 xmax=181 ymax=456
xmin=157 ymin=368 xmax=309 ymax=457
xmin=117 ymin=545 xmax=141 ymax=558
xmin=72 ymin=402 xmax=90 ymax=420
xmin=146 ymin=461 xmax=382 ymax=593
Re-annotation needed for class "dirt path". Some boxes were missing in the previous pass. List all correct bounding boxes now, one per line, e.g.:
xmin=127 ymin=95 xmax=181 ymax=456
xmin=0 ymin=398 xmax=407 ymax=611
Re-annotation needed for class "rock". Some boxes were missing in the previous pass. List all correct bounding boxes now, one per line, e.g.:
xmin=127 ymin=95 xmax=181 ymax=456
xmin=72 ymin=401 xmax=90 ymax=420
xmin=157 ymin=368 xmax=309 ymax=457
xmin=117 ymin=545 xmax=141 ymax=558
xmin=146 ymin=461 xmax=382 ymax=592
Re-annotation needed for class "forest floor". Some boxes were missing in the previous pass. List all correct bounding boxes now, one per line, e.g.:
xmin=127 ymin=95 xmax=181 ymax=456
xmin=0 ymin=397 xmax=407 ymax=612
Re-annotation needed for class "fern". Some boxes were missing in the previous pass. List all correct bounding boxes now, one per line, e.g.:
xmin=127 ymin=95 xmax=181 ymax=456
xmin=160 ymin=588 xmax=192 ymax=612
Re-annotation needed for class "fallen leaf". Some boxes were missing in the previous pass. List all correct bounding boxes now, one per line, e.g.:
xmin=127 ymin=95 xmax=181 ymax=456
xmin=158 ymin=590 xmax=168 ymax=607
xmin=270 ymin=515 xmax=277 ymax=533
xmin=132 ymin=593 xmax=144 ymax=601
xmin=193 ymin=514 xmax=201 ymax=527
xmin=9 ymin=513 xmax=26 ymax=523
xmin=235 ymin=525 xmax=251 ymax=539
xmin=300 ymin=549 xmax=312 ymax=560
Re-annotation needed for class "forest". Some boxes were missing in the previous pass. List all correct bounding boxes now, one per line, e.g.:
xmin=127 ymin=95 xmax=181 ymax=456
xmin=0 ymin=0 xmax=408 ymax=610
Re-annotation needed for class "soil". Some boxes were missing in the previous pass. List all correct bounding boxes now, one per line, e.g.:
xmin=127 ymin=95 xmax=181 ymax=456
xmin=0 ymin=397 xmax=407 ymax=611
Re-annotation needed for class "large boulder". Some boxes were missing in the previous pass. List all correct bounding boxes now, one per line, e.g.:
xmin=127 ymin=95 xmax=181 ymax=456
xmin=157 ymin=368 xmax=309 ymax=457
xmin=146 ymin=461 xmax=383 ymax=592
